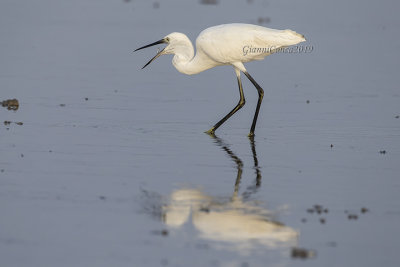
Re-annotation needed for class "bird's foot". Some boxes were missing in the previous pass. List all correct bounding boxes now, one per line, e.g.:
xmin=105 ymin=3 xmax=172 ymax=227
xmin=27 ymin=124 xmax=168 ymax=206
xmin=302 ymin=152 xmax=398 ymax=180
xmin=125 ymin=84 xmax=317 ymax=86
xmin=205 ymin=128 xmax=216 ymax=136
xmin=247 ymin=132 xmax=255 ymax=138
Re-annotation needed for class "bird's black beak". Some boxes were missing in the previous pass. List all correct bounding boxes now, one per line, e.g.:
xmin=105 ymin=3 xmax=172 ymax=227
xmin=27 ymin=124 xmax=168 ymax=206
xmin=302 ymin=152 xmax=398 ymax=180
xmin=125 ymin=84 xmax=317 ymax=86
xmin=134 ymin=39 xmax=167 ymax=69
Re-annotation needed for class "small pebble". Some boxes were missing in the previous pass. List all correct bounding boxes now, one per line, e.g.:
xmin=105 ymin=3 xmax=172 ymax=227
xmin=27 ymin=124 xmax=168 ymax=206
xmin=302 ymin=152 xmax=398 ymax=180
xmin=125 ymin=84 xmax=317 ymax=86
xmin=361 ymin=207 xmax=369 ymax=213
xmin=291 ymin=247 xmax=315 ymax=259
xmin=161 ymin=229 xmax=168 ymax=236
xmin=348 ymin=214 xmax=358 ymax=220
xmin=314 ymin=204 xmax=323 ymax=213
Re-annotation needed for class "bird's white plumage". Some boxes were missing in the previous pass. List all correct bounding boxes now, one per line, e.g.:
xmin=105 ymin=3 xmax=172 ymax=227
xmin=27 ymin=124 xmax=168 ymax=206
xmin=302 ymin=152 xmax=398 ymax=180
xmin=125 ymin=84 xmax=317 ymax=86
xmin=196 ymin=23 xmax=305 ymax=64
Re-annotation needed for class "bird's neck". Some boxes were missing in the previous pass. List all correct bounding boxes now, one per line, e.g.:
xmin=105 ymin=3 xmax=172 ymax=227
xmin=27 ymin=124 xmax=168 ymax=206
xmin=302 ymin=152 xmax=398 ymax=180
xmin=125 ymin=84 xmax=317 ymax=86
xmin=172 ymin=46 xmax=216 ymax=75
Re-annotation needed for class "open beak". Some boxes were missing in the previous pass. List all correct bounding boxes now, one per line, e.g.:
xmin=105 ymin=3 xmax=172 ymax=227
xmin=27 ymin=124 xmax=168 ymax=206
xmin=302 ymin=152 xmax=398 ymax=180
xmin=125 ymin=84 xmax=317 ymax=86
xmin=134 ymin=39 xmax=167 ymax=69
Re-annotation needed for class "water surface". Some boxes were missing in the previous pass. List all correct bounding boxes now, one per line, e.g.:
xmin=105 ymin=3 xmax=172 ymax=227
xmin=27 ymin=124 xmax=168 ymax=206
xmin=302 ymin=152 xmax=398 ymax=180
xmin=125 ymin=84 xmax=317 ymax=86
xmin=1 ymin=0 xmax=400 ymax=266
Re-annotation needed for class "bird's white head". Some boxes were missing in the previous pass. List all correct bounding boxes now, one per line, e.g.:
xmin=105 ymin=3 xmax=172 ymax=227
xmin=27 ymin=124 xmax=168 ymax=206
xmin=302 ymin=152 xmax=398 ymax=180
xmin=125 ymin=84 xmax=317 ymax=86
xmin=135 ymin=32 xmax=193 ymax=69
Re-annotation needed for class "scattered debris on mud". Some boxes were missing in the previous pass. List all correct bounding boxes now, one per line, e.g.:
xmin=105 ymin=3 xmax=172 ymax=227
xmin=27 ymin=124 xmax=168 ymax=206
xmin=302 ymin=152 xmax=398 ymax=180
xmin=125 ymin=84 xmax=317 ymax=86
xmin=307 ymin=204 xmax=328 ymax=214
xmin=304 ymin=204 xmax=369 ymax=223
xmin=3 ymin=120 xmax=23 ymax=126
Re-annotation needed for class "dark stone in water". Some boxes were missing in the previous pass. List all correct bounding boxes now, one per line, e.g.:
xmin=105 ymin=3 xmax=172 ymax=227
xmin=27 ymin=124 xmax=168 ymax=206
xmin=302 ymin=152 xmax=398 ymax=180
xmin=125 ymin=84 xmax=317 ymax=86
xmin=1 ymin=99 xmax=19 ymax=111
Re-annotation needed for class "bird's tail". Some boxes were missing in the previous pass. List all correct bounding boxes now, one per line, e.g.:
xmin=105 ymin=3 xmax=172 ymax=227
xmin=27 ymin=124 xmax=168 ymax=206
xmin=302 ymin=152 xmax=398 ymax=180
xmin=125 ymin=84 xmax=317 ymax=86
xmin=282 ymin=29 xmax=306 ymax=45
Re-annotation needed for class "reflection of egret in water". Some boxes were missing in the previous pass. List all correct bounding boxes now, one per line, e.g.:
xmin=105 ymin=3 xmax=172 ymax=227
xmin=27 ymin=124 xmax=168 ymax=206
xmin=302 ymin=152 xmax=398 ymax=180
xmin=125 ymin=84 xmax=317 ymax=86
xmin=161 ymin=136 xmax=298 ymax=253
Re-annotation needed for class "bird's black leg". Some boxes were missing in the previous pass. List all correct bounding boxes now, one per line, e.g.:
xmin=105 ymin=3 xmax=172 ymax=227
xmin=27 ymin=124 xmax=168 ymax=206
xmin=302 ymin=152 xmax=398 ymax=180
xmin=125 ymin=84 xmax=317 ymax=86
xmin=243 ymin=71 xmax=264 ymax=137
xmin=206 ymin=71 xmax=245 ymax=135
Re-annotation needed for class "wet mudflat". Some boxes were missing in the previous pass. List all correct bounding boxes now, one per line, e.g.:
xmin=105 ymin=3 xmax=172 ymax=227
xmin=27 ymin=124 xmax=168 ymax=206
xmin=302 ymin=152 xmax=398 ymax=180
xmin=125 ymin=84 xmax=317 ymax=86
xmin=1 ymin=0 xmax=400 ymax=266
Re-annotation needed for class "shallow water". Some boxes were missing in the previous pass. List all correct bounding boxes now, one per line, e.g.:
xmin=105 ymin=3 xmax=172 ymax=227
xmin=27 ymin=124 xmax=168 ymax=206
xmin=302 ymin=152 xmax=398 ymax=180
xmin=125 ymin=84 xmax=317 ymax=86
xmin=1 ymin=0 xmax=400 ymax=266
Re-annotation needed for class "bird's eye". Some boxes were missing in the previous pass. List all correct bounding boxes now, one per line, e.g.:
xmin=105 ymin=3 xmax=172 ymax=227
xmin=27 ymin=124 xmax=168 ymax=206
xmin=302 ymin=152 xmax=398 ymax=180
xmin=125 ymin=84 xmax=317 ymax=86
xmin=165 ymin=37 xmax=170 ymax=42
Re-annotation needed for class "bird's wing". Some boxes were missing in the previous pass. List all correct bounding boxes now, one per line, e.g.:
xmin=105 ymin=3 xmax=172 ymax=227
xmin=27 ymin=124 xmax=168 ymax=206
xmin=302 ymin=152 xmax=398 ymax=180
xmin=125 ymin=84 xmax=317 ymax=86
xmin=196 ymin=24 xmax=305 ymax=64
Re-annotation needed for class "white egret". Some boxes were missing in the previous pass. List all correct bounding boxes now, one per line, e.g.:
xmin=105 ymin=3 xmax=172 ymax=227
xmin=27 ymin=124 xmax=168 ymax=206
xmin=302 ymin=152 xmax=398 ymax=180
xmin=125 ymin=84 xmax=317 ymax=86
xmin=135 ymin=23 xmax=305 ymax=136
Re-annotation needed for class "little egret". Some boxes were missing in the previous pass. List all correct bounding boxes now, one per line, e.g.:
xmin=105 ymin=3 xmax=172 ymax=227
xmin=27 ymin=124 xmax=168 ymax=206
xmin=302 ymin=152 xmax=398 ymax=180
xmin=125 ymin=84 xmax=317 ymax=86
xmin=135 ymin=23 xmax=305 ymax=136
